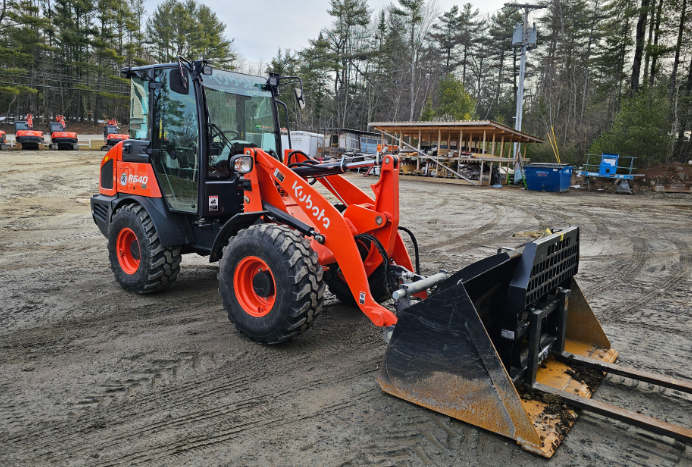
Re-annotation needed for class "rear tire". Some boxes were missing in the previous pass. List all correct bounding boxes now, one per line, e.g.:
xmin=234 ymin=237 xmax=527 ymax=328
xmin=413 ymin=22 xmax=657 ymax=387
xmin=219 ymin=224 xmax=325 ymax=344
xmin=108 ymin=203 xmax=181 ymax=293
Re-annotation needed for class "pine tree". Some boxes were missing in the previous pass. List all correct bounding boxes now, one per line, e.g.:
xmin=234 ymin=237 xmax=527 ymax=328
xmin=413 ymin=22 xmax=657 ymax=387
xmin=458 ymin=2 xmax=481 ymax=89
xmin=429 ymin=6 xmax=461 ymax=74
xmin=392 ymin=0 xmax=427 ymax=120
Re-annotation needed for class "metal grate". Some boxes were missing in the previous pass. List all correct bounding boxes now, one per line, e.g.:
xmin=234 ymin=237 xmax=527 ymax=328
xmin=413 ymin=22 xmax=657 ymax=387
xmin=92 ymin=202 xmax=108 ymax=224
xmin=525 ymin=235 xmax=579 ymax=307
xmin=101 ymin=159 xmax=114 ymax=189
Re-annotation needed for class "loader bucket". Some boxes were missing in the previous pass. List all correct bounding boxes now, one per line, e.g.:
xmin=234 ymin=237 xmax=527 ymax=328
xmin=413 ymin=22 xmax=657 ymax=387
xmin=378 ymin=227 xmax=618 ymax=457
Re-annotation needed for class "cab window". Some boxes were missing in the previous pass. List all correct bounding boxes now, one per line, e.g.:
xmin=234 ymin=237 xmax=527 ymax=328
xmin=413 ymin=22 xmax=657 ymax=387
xmin=151 ymin=68 xmax=200 ymax=213
xmin=129 ymin=77 xmax=150 ymax=139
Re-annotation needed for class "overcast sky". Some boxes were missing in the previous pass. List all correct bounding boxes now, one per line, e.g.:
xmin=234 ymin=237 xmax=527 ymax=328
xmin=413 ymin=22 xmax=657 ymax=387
xmin=143 ymin=0 xmax=509 ymax=69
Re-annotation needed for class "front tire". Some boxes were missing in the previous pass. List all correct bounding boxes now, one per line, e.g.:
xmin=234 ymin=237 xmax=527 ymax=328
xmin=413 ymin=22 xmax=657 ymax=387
xmin=108 ymin=203 xmax=181 ymax=293
xmin=219 ymin=224 xmax=325 ymax=344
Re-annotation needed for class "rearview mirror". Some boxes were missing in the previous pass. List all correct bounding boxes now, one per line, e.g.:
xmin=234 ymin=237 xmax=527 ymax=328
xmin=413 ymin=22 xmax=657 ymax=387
xmin=294 ymin=87 xmax=306 ymax=110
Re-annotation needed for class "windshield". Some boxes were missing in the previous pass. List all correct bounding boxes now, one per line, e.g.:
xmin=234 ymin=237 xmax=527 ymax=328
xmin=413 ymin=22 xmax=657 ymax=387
xmin=15 ymin=122 xmax=30 ymax=131
xmin=50 ymin=122 xmax=63 ymax=132
xmin=203 ymin=70 xmax=277 ymax=177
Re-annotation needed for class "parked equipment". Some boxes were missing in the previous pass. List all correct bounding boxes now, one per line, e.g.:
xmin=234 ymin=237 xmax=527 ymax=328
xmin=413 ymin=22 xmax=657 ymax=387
xmin=0 ymin=130 xmax=6 ymax=149
xmin=15 ymin=114 xmax=44 ymax=150
xmin=103 ymin=119 xmax=129 ymax=150
xmin=49 ymin=115 xmax=79 ymax=150
xmin=91 ymin=60 xmax=691 ymax=458
xmin=578 ymin=153 xmax=642 ymax=194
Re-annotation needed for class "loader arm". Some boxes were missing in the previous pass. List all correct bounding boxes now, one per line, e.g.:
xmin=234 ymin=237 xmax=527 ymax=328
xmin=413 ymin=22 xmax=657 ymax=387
xmin=286 ymin=150 xmax=415 ymax=275
xmin=241 ymin=148 xmax=415 ymax=327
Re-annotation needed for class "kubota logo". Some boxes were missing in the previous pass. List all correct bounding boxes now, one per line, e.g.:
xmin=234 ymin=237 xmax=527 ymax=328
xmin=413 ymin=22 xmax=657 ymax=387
xmin=291 ymin=180 xmax=330 ymax=229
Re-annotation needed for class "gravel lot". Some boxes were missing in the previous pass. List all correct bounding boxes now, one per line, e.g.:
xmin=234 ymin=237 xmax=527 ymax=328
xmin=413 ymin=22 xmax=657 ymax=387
xmin=1 ymin=150 xmax=690 ymax=466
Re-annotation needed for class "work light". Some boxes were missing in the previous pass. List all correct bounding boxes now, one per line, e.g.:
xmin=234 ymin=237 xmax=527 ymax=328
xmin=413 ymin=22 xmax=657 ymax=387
xmin=231 ymin=154 xmax=253 ymax=174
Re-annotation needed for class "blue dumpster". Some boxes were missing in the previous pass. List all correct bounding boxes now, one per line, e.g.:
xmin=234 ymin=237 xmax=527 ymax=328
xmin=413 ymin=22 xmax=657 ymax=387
xmin=524 ymin=163 xmax=573 ymax=192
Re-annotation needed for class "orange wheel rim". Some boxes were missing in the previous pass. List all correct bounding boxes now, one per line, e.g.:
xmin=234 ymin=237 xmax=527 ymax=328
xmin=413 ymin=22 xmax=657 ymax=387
xmin=116 ymin=227 xmax=141 ymax=274
xmin=233 ymin=256 xmax=276 ymax=317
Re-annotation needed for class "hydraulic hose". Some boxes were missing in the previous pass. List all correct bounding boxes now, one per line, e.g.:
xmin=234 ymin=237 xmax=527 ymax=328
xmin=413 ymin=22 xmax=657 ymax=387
xmin=397 ymin=226 xmax=420 ymax=275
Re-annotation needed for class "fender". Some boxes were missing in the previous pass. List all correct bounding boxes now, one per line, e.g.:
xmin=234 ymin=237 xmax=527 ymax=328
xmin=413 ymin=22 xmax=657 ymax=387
xmin=209 ymin=206 xmax=323 ymax=262
xmin=110 ymin=195 xmax=189 ymax=247
xmin=209 ymin=211 xmax=266 ymax=262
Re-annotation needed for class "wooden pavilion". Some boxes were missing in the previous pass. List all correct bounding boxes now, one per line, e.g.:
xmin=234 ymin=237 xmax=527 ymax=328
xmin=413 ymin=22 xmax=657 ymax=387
xmin=368 ymin=120 xmax=544 ymax=185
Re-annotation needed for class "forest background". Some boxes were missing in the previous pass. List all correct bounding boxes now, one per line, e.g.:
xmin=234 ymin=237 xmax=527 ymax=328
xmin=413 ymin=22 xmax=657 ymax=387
xmin=1 ymin=0 xmax=690 ymax=164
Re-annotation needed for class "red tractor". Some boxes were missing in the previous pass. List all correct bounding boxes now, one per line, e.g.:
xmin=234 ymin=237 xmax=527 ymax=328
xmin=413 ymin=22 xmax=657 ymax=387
xmin=15 ymin=114 xmax=44 ymax=150
xmin=48 ymin=115 xmax=79 ymax=150
xmin=90 ymin=60 xmax=691 ymax=457
xmin=103 ymin=119 xmax=129 ymax=150
xmin=0 ymin=129 xmax=6 ymax=149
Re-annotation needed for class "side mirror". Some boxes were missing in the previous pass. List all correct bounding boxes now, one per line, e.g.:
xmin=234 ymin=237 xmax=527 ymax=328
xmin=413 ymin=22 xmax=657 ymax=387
xmin=294 ymin=87 xmax=306 ymax=110
xmin=202 ymin=64 xmax=212 ymax=75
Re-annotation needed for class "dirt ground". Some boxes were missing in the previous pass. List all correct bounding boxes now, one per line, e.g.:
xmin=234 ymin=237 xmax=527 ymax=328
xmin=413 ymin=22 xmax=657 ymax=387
xmin=1 ymin=150 xmax=690 ymax=466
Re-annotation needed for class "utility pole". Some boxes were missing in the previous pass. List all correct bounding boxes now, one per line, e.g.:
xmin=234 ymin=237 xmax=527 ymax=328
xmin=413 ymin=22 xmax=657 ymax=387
xmin=506 ymin=3 xmax=544 ymax=183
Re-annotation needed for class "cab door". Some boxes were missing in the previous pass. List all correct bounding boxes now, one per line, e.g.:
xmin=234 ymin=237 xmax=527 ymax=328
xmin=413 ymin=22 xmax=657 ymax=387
xmin=150 ymin=68 xmax=201 ymax=214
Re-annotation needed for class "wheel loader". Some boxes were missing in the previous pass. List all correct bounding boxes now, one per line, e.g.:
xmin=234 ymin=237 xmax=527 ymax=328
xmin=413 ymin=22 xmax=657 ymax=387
xmin=91 ymin=59 xmax=691 ymax=457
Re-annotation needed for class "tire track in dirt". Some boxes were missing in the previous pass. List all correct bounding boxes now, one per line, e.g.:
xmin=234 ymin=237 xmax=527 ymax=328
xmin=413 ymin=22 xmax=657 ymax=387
xmin=583 ymin=237 xmax=649 ymax=298
xmin=420 ymin=203 xmax=539 ymax=254
xmin=5 ymin=324 xmax=382 ymax=461
xmin=603 ymin=238 xmax=690 ymax=323
xmin=50 ymin=364 xmax=383 ymax=465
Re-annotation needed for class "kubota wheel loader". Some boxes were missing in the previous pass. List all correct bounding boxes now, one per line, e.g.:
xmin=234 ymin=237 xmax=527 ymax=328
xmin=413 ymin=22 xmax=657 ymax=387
xmin=91 ymin=59 xmax=691 ymax=457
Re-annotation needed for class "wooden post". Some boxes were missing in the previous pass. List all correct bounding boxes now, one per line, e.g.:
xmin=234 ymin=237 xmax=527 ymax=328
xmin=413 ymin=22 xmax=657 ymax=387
xmin=482 ymin=130 xmax=487 ymax=154
xmin=417 ymin=129 xmax=421 ymax=172
xmin=458 ymin=129 xmax=463 ymax=173
xmin=499 ymin=136 xmax=505 ymax=181
xmin=491 ymin=132 xmax=496 ymax=155
xmin=437 ymin=129 xmax=442 ymax=177
xmin=446 ymin=131 xmax=451 ymax=158
xmin=489 ymin=162 xmax=494 ymax=186
xmin=480 ymin=160 xmax=485 ymax=184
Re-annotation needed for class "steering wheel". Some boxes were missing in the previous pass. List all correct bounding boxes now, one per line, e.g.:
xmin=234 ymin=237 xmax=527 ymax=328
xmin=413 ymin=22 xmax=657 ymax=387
xmin=209 ymin=123 xmax=240 ymax=146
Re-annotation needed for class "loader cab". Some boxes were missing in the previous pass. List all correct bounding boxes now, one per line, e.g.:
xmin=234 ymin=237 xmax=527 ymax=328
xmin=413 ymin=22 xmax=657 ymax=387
xmin=49 ymin=122 xmax=64 ymax=133
xmin=123 ymin=61 xmax=285 ymax=220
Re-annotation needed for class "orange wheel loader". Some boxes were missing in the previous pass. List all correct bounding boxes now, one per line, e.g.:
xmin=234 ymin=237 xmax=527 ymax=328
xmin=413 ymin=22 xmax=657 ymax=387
xmin=91 ymin=59 xmax=691 ymax=457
